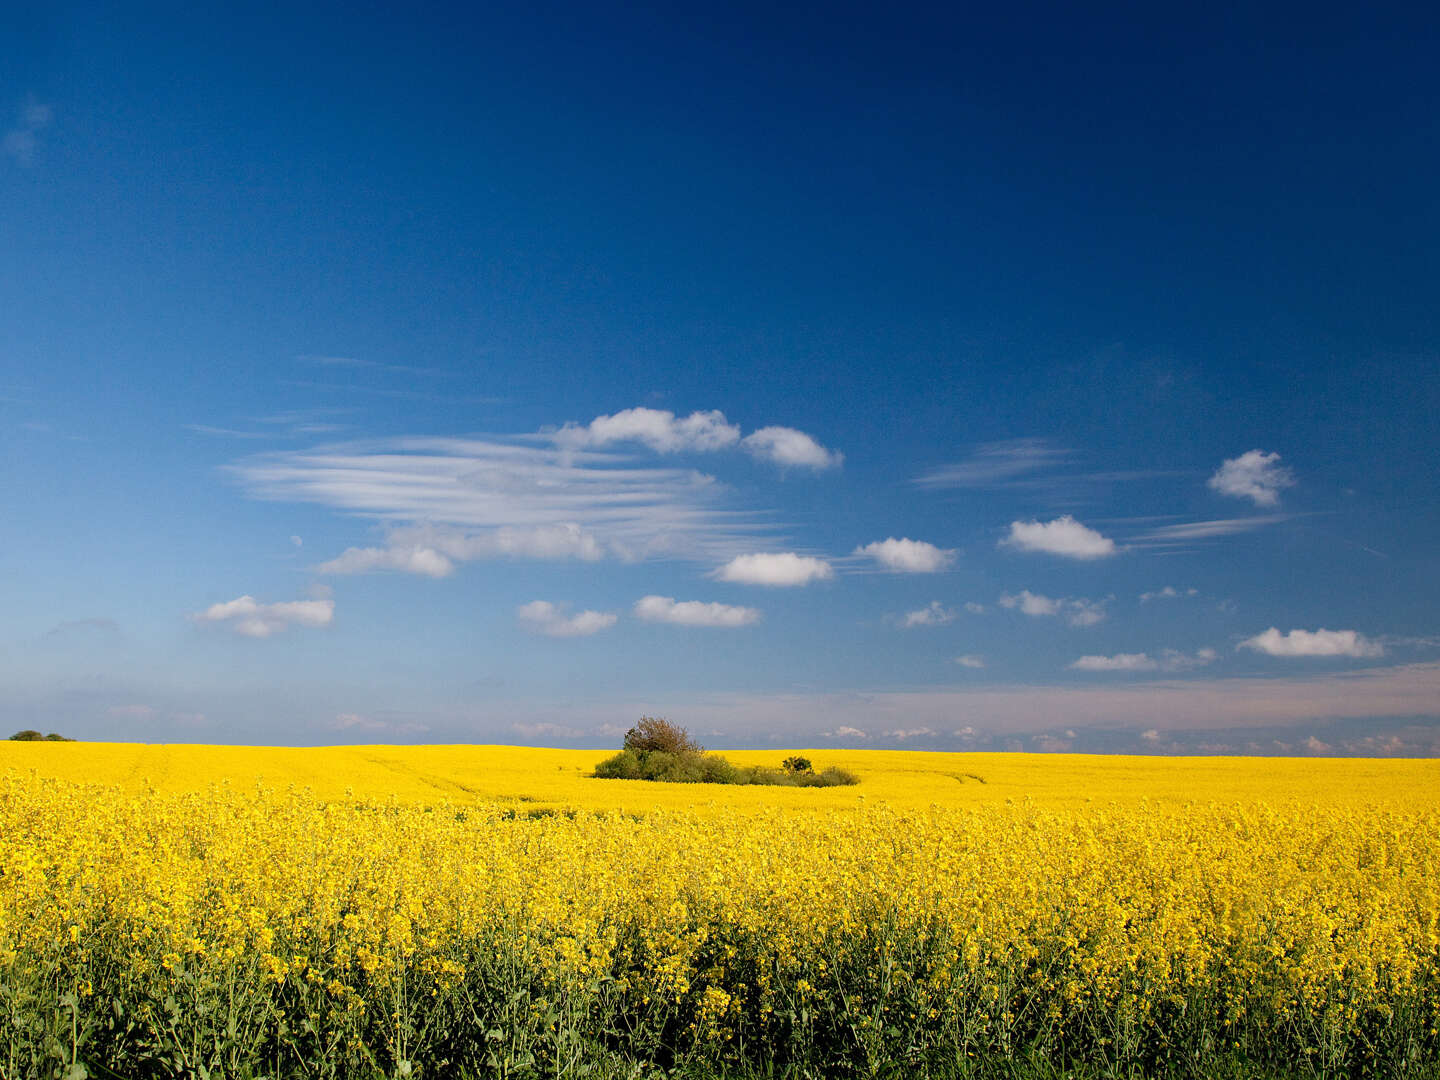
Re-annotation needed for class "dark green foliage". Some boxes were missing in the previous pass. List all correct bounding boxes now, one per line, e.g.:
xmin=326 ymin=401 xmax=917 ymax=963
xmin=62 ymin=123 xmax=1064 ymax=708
xmin=7 ymin=730 xmax=72 ymax=741
xmin=594 ymin=722 xmax=858 ymax=787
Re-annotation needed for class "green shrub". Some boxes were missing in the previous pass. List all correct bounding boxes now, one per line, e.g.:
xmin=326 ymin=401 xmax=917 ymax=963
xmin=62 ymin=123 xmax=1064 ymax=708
xmin=593 ymin=721 xmax=858 ymax=788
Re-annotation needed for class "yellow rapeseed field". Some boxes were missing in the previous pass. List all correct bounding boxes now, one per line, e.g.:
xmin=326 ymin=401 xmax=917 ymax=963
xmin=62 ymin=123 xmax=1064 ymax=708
xmin=2 ymin=743 xmax=1437 ymax=1078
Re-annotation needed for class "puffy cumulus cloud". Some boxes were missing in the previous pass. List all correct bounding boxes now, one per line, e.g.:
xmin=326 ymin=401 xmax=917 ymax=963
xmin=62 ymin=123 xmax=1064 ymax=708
xmin=633 ymin=595 xmax=761 ymax=628
xmin=741 ymin=426 xmax=843 ymax=469
xmin=554 ymin=407 xmax=741 ymax=454
xmin=193 ymin=595 xmax=335 ymax=638
xmin=318 ymin=544 xmax=455 ymax=578
xmin=1140 ymin=586 xmax=1198 ymax=603
xmin=1239 ymin=627 xmax=1384 ymax=659
xmin=955 ymin=654 xmax=986 ymax=669
xmin=1000 ymin=515 xmax=1117 ymax=559
xmin=999 ymin=590 xmax=1108 ymax=627
xmin=550 ymin=408 xmax=841 ymax=469
xmin=1070 ymin=648 xmax=1219 ymax=673
xmin=885 ymin=727 xmax=937 ymax=740
xmin=1208 ymin=450 xmax=1295 ymax=507
xmin=825 ymin=725 xmax=870 ymax=739
xmin=317 ymin=523 xmax=606 ymax=578
xmin=895 ymin=601 xmax=957 ymax=628
xmin=516 ymin=601 xmax=618 ymax=638
xmin=854 ymin=537 xmax=956 ymax=573
xmin=714 ymin=552 xmax=834 ymax=587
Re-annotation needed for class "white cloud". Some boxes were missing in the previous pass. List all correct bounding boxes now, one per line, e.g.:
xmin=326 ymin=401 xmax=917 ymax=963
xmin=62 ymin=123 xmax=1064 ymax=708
xmin=3 ymin=98 xmax=51 ymax=166
xmin=714 ymin=552 xmax=834 ymax=587
xmin=955 ymin=655 xmax=986 ymax=668
xmin=232 ymin=436 xmax=769 ymax=569
xmin=914 ymin=438 xmax=1072 ymax=488
xmin=1161 ymin=647 xmax=1219 ymax=670
xmin=289 ymin=535 xmax=304 ymax=548
xmin=516 ymin=601 xmax=618 ymax=638
xmin=1140 ymin=729 xmax=1161 ymax=742
xmin=318 ymin=543 xmax=456 ymax=578
xmin=1070 ymin=652 xmax=1158 ymax=672
xmin=1000 ymin=515 xmax=1117 ymax=559
xmin=1139 ymin=586 xmax=1198 ymax=602
xmin=1000 ymin=589 xmax=1059 ymax=617
xmin=964 ymin=601 xmax=986 ymax=614
xmin=896 ymin=601 xmax=957 ymax=628
xmin=741 ymin=426 xmax=843 ymax=469
xmin=317 ymin=523 xmax=606 ymax=577
xmin=999 ymin=590 xmax=1108 ymax=627
xmin=553 ymin=407 xmax=741 ymax=454
xmin=885 ymin=727 xmax=937 ymax=740
xmin=854 ymin=537 xmax=956 ymax=573
xmin=1070 ymin=647 xmax=1219 ymax=672
xmin=634 ymin=595 xmax=761 ymax=628
xmin=1135 ymin=517 xmax=1287 ymax=545
xmin=1208 ymin=450 xmax=1295 ymax=507
xmin=1239 ymin=627 xmax=1383 ymax=659
xmin=193 ymin=595 xmax=335 ymax=638
xmin=550 ymin=408 xmax=842 ymax=470
xmin=828 ymin=726 xmax=869 ymax=739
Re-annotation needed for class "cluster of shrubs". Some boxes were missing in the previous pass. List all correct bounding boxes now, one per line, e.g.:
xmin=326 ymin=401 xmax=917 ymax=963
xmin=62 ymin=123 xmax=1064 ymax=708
xmin=7 ymin=730 xmax=73 ymax=741
xmin=593 ymin=717 xmax=858 ymax=787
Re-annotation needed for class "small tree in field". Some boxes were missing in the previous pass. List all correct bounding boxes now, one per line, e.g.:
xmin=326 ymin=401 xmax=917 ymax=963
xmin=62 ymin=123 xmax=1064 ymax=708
xmin=623 ymin=716 xmax=702 ymax=757
xmin=781 ymin=756 xmax=813 ymax=775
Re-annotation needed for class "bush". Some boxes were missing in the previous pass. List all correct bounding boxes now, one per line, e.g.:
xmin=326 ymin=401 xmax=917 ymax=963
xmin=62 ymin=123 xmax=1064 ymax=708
xmin=8 ymin=730 xmax=73 ymax=741
xmin=594 ymin=721 xmax=858 ymax=788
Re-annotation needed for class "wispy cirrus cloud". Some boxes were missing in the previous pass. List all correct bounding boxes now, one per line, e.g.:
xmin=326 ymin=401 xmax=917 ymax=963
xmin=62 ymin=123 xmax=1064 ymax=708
xmin=3 ymin=97 xmax=51 ymax=166
xmin=1131 ymin=516 xmax=1289 ymax=547
xmin=914 ymin=438 xmax=1073 ymax=488
xmin=229 ymin=436 xmax=779 ymax=571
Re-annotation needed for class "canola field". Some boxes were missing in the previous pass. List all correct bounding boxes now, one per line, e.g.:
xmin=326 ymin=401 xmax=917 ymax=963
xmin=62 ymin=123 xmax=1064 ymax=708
xmin=2 ymin=743 xmax=1438 ymax=1079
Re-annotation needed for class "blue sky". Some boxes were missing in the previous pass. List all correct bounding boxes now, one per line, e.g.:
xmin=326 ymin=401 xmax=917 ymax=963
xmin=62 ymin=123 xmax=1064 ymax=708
xmin=3 ymin=2 xmax=1438 ymax=752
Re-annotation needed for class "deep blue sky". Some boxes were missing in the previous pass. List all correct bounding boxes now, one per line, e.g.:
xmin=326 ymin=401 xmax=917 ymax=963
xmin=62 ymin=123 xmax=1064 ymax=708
xmin=3 ymin=2 xmax=1438 ymax=752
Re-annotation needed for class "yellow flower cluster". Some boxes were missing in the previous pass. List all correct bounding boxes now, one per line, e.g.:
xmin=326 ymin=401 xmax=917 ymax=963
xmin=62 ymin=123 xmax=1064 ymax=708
xmin=1 ymin=748 xmax=1437 ymax=1077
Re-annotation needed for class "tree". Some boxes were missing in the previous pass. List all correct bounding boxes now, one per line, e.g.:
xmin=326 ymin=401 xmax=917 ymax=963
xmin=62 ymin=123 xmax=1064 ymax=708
xmin=623 ymin=717 xmax=702 ymax=757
